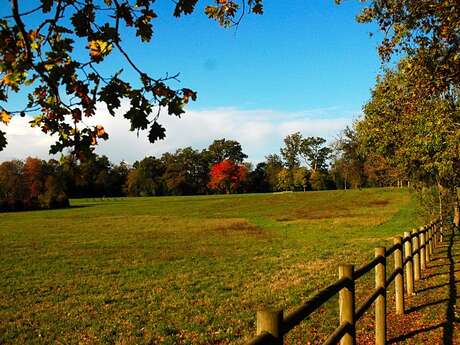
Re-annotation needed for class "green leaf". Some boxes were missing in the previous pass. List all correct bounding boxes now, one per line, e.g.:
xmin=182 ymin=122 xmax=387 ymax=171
xmin=173 ymin=0 xmax=198 ymax=17
xmin=98 ymin=78 xmax=130 ymax=115
xmin=168 ymin=96 xmax=185 ymax=116
xmin=71 ymin=4 xmax=94 ymax=37
xmin=41 ymin=0 xmax=54 ymax=13
xmin=148 ymin=122 xmax=166 ymax=143
xmin=0 ymin=130 xmax=7 ymax=151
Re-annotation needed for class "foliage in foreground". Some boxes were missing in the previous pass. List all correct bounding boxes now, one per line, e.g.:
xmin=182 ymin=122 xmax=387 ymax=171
xmin=0 ymin=0 xmax=263 ymax=157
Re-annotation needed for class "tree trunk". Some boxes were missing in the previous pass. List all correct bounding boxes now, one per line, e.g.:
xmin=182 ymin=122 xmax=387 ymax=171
xmin=453 ymin=187 xmax=459 ymax=228
xmin=438 ymin=182 xmax=444 ymax=224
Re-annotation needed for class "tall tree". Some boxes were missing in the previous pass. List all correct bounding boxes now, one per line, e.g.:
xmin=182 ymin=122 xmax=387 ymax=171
xmin=264 ymin=154 xmax=284 ymax=192
xmin=357 ymin=59 xmax=460 ymax=222
xmin=331 ymin=127 xmax=366 ymax=189
xmin=162 ymin=147 xmax=209 ymax=195
xmin=246 ymin=162 xmax=270 ymax=193
xmin=0 ymin=160 xmax=24 ymax=209
xmin=206 ymin=138 xmax=248 ymax=165
xmin=280 ymin=132 xmax=302 ymax=170
xmin=280 ymin=132 xmax=302 ymax=189
xmin=208 ymin=159 xmax=247 ymax=194
xmin=299 ymin=136 xmax=332 ymax=172
xmin=343 ymin=0 xmax=460 ymax=91
xmin=126 ymin=156 xmax=165 ymax=196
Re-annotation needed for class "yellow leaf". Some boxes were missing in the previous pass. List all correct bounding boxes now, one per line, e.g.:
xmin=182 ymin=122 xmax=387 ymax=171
xmin=1 ymin=111 xmax=12 ymax=125
xmin=88 ymin=40 xmax=113 ymax=60
xmin=95 ymin=125 xmax=105 ymax=138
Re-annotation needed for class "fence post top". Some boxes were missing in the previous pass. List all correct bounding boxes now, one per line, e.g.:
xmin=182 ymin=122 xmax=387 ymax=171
xmin=375 ymin=247 xmax=386 ymax=255
xmin=403 ymin=231 xmax=411 ymax=237
xmin=339 ymin=264 xmax=354 ymax=277
xmin=412 ymin=228 xmax=418 ymax=234
xmin=257 ymin=309 xmax=283 ymax=316
xmin=393 ymin=236 xmax=402 ymax=242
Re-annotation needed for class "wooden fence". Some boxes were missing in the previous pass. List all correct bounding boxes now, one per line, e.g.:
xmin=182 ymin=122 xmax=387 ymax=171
xmin=247 ymin=219 xmax=443 ymax=345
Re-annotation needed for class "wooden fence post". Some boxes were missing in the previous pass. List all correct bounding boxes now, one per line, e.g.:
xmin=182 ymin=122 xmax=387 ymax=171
xmin=431 ymin=225 xmax=436 ymax=250
xmin=339 ymin=264 xmax=356 ymax=345
xmin=256 ymin=310 xmax=283 ymax=345
xmin=412 ymin=229 xmax=421 ymax=281
xmin=420 ymin=228 xmax=426 ymax=271
xmin=404 ymin=231 xmax=414 ymax=296
xmin=440 ymin=222 xmax=444 ymax=243
xmin=393 ymin=236 xmax=404 ymax=315
xmin=375 ymin=247 xmax=386 ymax=345
xmin=428 ymin=226 xmax=433 ymax=262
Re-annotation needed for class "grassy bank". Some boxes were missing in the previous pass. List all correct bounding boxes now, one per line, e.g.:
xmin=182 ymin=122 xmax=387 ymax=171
xmin=0 ymin=188 xmax=424 ymax=344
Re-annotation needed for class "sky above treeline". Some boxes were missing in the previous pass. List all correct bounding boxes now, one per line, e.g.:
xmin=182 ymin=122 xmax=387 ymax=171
xmin=0 ymin=1 xmax=383 ymax=164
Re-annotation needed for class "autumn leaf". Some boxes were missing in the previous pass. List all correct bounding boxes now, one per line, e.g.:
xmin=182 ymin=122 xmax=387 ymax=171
xmin=88 ymin=40 xmax=112 ymax=61
xmin=95 ymin=125 xmax=106 ymax=138
xmin=148 ymin=121 xmax=166 ymax=143
xmin=95 ymin=125 xmax=108 ymax=140
xmin=173 ymin=0 xmax=198 ymax=17
xmin=72 ymin=108 xmax=82 ymax=122
xmin=182 ymin=88 xmax=197 ymax=103
xmin=0 ymin=111 xmax=12 ymax=125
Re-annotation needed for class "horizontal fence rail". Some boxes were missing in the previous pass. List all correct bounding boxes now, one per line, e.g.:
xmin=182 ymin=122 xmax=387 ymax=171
xmin=247 ymin=219 xmax=442 ymax=345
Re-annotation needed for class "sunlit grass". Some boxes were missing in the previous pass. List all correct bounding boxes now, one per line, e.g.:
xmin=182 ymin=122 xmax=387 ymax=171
xmin=0 ymin=188 xmax=424 ymax=344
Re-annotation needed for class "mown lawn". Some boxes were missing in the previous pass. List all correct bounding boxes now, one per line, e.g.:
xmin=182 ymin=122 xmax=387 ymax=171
xmin=0 ymin=188 xmax=425 ymax=344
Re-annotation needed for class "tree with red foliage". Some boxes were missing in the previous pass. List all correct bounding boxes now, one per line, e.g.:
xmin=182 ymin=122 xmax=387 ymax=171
xmin=22 ymin=157 xmax=45 ymax=207
xmin=208 ymin=159 xmax=247 ymax=194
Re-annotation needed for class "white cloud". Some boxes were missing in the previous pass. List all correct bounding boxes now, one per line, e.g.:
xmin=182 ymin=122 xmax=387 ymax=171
xmin=0 ymin=104 xmax=357 ymax=164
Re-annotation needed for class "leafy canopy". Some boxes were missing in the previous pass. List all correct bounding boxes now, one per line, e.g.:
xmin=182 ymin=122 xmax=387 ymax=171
xmin=0 ymin=0 xmax=263 ymax=157
xmin=208 ymin=159 xmax=247 ymax=194
xmin=340 ymin=0 xmax=460 ymax=92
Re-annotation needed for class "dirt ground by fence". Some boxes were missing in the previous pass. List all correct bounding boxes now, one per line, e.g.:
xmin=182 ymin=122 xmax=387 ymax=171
xmin=385 ymin=227 xmax=460 ymax=344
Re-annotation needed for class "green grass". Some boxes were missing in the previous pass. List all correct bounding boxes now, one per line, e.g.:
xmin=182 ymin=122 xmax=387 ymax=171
xmin=0 ymin=188 xmax=425 ymax=344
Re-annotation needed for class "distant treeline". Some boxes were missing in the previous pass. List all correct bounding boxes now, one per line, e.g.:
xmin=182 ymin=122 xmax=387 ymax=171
xmin=0 ymin=135 xmax=403 ymax=211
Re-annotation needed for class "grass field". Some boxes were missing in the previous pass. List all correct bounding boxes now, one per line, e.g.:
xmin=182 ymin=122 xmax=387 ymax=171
xmin=0 ymin=188 xmax=426 ymax=344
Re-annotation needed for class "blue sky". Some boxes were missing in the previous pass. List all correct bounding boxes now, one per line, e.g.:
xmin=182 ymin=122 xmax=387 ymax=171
xmin=0 ymin=1 xmax=383 ymax=164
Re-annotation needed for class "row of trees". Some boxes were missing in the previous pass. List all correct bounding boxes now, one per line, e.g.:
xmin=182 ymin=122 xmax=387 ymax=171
xmin=0 ymin=157 xmax=68 ymax=211
xmin=328 ymin=0 xmax=460 ymax=225
xmin=353 ymin=59 xmax=460 ymax=225
xmin=1 ymin=133 xmax=408 ymax=210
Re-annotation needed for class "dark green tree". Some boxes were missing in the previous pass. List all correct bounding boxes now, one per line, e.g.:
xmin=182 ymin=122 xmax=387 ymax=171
xmin=299 ymin=136 xmax=331 ymax=173
xmin=126 ymin=156 xmax=165 ymax=196
xmin=162 ymin=147 xmax=209 ymax=195
xmin=206 ymin=138 xmax=248 ymax=165
xmin=264 ymin=154 xmax=284 ymax=192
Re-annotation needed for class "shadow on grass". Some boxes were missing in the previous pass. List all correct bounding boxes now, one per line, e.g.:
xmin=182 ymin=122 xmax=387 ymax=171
xmin=69 ymin=205 xmax=94 ymax=209
xmin=388 ymin=228 xmax=459 ymax=345
xmin=423 ymin=268 xmax=460 ymax=279
xmin=442 ymin=227 xmax=457 ymax=345
xmin=416 ymin=280 xmax=460 ymax=293
xmin=428 ymin=261 xmax=460 ymax=269
xmin=0 ymin=204 xmax=94 ymax=214
xmin=406 ymin=298 xmax=450 ymax=313
xmin=388 ymin=323 xmax=445 ymax=344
